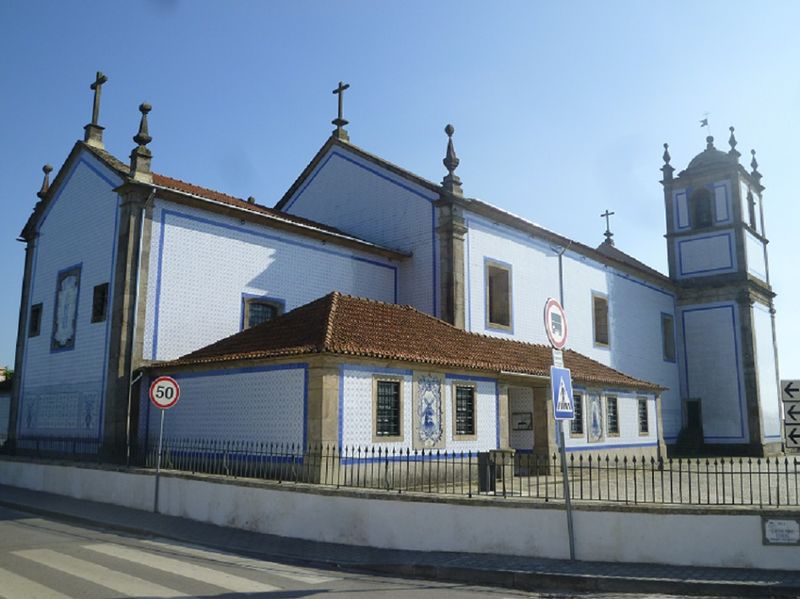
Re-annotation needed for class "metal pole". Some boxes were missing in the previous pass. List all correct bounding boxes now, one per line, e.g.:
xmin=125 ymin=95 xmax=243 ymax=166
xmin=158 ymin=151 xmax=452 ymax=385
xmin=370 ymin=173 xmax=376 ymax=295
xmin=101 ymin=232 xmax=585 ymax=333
xmin=559 ymin=422 xmax=576 ymax=560
xmin=153 ymin=409 xmax=165 ymax=513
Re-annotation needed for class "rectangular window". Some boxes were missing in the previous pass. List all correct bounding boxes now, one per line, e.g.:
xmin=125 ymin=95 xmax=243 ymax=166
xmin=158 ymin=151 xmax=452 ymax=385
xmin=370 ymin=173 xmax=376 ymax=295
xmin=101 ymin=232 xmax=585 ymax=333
xmin=375 ymin=380 xmax=401 ymax=438
xmin=91 ymin=283 xmax=109 ymax=323
xmin=593 ymin=294 xmax=609 ymax=346
xmin=29 ymin=303 xmax=42 ymax=337
xmin=486 ymin=262 xmax=511 ymax=328
xmin=454 ymin=385 xmax=475 ymax=436
xmin=243 ymin=298 xmax=282 ymax=329
xmin=570 ymin=393 xmax=584 ymax=436
xmin=661 ymin=313 xmax=675 ymax=362
xmin=638 ymin=398 xmax=649 ymax=434
xmin=606 ymin=396 xmax=619 ymax=436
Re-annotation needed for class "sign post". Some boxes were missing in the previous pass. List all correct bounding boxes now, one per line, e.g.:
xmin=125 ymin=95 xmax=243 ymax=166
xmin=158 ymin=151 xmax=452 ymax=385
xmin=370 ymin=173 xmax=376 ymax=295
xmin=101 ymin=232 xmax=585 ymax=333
xmin=149 ymin=376 xmax=181 ymax=513
xmin=545 ymin=298 xmax=576 ymax=561
xmin=781 ymin=380 xmax=800 ymax=449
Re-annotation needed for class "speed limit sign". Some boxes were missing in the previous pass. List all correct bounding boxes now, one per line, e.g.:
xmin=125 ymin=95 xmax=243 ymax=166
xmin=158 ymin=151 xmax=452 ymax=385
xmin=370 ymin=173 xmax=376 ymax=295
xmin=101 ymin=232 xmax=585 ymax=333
xmin=149 ymin=376 xmax=181 ymax=410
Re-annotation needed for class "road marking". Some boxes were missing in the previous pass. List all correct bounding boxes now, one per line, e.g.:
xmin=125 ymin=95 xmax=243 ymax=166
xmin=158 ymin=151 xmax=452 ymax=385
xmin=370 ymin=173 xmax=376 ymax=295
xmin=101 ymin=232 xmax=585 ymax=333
xmin=141 ymin=539 xmax=338 ymax=584
xmin=84 ymin=543 xmax=280 ymax=593
xmin=0 ymin=566 xmax=72 ymax=599
xmin=13 ymin=549 xmax=189 ymax=598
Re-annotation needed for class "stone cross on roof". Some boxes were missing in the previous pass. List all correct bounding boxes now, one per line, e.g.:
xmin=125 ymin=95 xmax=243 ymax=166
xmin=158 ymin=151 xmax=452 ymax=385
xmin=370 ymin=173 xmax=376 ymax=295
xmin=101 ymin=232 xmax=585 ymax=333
xmin=83 ymin=71 xmax=108 ymax=149
xmin=601 ymin=209 xmax=615 ymax=245
xmin=332 ymin=81 xmax=350 ymax=142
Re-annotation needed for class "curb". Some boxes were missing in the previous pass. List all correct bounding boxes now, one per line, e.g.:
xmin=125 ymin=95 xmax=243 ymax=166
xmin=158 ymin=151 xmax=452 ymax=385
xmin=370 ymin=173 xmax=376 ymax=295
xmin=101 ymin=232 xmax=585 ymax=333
xmin=1 ymin=497 xmax=799 ymax=598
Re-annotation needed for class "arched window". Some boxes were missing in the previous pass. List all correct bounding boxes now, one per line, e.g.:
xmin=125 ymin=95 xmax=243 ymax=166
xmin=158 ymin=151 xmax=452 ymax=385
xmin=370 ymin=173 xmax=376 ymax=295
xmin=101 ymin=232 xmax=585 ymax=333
xmin=690 ymin=189 xmax=712 ymax=229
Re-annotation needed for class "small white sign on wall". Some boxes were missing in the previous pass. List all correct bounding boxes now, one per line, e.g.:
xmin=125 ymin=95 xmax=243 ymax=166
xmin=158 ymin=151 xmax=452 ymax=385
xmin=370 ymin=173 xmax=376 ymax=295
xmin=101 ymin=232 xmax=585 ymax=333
xmin=762 ymin=517 xmax=800 ymax=545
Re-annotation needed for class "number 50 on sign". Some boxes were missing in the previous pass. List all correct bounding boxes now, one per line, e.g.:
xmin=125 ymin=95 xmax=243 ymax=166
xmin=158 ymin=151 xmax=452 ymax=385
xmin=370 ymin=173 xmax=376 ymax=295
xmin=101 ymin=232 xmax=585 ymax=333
xmin=149 ymin=376 xmax=181 ymax=410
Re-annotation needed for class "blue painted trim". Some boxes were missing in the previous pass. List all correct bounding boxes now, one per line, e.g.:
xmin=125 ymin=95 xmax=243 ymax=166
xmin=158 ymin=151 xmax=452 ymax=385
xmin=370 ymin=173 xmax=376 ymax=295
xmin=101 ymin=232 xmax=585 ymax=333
xmin=445 ymin=373 xmax=496 ymax=384
xmin=674 ymin=189 xmax=689 ymax=230
xmin=661 ymin=312 xmax=677 ymax=363
xmin=483 ymin=257 xmax=514 ymax=334
xmin=680 ymin=303 xmax=746 ymax=441
xmin=340 ymin=451 xmax=475 ymax=465
xmin=677 ymin=232 xmax=735 ymax=277
xmin=37 ymin=154 xmax=123 ymax=234
xmin=566 ymin=441 xmax=658 ymax=452
xmin=285 ymin=150 xmax=437 ymax=211
xmin=713 ymin=182 xmax=730 ymax=223
xmin=340 ymin=364 xmax=414 ymax=376
xmin=239 ymin=293 xmax=286 ymax=331
xmin=150 ymin=207 xmax=397 ymax=359
xmin=338 ymin=364 xmax=345 ymax=448
xmin=49 ymin=263 xmax=82 ymax=354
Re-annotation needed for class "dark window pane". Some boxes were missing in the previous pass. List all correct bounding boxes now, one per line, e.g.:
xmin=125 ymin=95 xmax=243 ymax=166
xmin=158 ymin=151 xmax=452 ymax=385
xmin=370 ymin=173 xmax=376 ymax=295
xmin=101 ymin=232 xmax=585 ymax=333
xmin=607 ymin=397 xmax=619 ymax=435
xmin=376 ymin=380 xmax=401 ymax=437
xmin=662 ymin=314 xmax=675 ymax=361
xmin=455 ymin=386 xmax=475 ymax=435
xmin=29 ymin=303 xmax=42 ymax=337
xmin=246 ymin=301 xmax=280 ymax=329
xmin=691 ymin=189 xmax=713 ymax=228
xmin=91 ymin=283 xmax=109 ymax=323
xmin=593 ymin=296 xmax=609 ymax=345
xmin=487 ymin=265 xmax=510 ymax=327
xmin=570 ymin=394 xmax=583 ymax=435
xmin=638 ymin=399 xmax=649 ymax=434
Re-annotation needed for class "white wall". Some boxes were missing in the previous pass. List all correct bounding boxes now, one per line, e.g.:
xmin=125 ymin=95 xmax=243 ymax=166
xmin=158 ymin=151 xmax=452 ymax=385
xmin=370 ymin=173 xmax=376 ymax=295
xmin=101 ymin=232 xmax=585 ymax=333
xmin=142 ymin=199 xmax=397 ymax=361
xmin=140 ymin=364 xmax=308 ymax=449
xmin=566 ymin=392 xmax=658 ymax=452
xmin=746 ymin=231 xmax=767 ymax=282
xmin=753 ymin=304 xmax=782 ymax=442
xmin=675 ymin=231 xmax=736 ymax=278
xmin=2 ymin=459 xmax=797 ymax=571
xmin=339 ymin=365 xmax=498 ymax=452
xmin=19 ymin=150 xmax=123 ymax=440
xmin=280 ymin=147 xmax=439 ymax=316
xmin=463 ymin=212 xmax=681 ymax=441
xmin=680 ymin=302 xmax=747 ymax=444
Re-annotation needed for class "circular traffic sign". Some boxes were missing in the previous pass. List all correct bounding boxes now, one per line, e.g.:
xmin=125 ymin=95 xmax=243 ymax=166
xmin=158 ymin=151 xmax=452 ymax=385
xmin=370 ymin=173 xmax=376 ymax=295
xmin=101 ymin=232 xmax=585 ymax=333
xmin=149 ymin=376 xmax=181 ymax=410
xmin=543 ymin=298 xmax=568 ymax=349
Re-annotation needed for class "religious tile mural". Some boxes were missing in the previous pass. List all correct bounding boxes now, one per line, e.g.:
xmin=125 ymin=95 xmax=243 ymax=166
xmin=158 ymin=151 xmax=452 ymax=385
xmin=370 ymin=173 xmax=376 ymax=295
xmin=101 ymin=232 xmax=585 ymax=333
xmin=51 ymin=265 xmax=81 ymax=351
xmin=413 ymin=373 xmax=444 ymax=449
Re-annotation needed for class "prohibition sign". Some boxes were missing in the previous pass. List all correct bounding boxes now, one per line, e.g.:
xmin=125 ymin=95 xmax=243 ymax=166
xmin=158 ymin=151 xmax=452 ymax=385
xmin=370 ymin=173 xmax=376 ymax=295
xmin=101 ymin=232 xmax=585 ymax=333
xmin=543 ymin=298 xmax=568 ymax=350
xmin=149 ymin=376 xmax=181 ymax=410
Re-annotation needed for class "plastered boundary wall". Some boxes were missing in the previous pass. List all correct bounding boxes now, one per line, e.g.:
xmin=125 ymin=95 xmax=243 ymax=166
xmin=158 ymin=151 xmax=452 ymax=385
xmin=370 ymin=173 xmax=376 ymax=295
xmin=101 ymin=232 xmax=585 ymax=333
xmin=1 ymin=458 xmax=797 ymax=571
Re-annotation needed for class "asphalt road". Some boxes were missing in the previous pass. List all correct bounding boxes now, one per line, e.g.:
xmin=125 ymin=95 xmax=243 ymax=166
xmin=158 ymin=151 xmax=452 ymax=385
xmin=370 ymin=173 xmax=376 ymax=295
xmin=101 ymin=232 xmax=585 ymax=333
xmin=0 ymin=504 xmax=715 ymax=598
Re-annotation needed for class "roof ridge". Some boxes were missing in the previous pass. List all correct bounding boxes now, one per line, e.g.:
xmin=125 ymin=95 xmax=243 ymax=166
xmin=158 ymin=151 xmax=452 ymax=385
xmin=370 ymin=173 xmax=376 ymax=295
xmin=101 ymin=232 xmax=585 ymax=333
xmin=322 ymin=292 xmax=340 ymax=349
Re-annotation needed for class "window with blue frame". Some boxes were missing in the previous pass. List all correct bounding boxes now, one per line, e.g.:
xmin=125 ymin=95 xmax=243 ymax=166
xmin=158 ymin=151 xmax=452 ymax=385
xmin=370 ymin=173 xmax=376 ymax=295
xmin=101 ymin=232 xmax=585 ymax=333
xmin=243 ymin=299 xmax=282 ymax=329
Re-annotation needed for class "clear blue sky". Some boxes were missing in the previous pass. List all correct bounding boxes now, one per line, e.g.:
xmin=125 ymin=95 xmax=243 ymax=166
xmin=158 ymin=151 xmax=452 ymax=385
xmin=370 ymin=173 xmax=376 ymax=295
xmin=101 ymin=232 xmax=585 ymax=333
xmin=1 ymin=1 xmax=799 ymax=374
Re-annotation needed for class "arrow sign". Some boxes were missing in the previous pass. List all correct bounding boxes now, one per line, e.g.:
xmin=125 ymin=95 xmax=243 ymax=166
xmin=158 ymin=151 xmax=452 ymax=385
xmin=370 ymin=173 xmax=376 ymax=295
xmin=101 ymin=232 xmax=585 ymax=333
xmin=786 ymin=425 xmax=800 ymax=449
xmin=785 ymin=401 xmax=800 ymax=425
xmin=782 ymin=380 xmax=800 ymax=401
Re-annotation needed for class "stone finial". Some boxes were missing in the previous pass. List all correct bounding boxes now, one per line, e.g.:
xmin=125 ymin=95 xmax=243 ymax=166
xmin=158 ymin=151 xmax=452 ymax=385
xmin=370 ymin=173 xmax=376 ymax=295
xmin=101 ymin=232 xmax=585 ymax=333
xmin=83 ymin=71 xmax=108 ymax=148
xmin=247 ymin=196 xmax=256 ymax=204
xmin=750 ymin=149 xmax=762 ymax=184
xmin=660 ymin=142 xmax=674 ymax=182
xmin=728 ymin=126 xmax=740 ymax=160
xmin=331 ymin=81 xmax=350 ymax=142
xmin=37 ymin=164 xmax=53 ymax=199
xmin=129 ymin=103 xmax=153 ymax=183
xmin=705 ymin=135 xmax=715 ymax=150
xmin=441 ymin=124 xmax=463 ymax=196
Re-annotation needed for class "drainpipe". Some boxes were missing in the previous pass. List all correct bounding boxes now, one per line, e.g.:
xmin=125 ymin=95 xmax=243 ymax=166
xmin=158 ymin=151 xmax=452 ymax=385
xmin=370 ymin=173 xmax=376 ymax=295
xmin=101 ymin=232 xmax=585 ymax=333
xmin=125 ymin=187 xmax=156 ymax=465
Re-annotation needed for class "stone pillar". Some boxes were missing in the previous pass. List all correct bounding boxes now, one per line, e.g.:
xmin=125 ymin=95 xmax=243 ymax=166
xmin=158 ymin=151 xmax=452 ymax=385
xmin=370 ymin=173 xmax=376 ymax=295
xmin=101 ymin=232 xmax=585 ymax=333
xmin=437 ymin=201 xmax=467 ymax=329
xmin=304 ymin=359 xmax=341 ymax=483
xmin=497 ymin=383 xmax=509 ymax=449
xmin=102 ymin=185 xmax=150 ymax=461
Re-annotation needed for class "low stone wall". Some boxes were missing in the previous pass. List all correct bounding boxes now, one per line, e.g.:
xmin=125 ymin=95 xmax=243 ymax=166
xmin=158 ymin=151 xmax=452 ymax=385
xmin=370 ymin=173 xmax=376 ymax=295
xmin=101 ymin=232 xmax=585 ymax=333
xmin=0 ymin=457 xmax=797 ymax=570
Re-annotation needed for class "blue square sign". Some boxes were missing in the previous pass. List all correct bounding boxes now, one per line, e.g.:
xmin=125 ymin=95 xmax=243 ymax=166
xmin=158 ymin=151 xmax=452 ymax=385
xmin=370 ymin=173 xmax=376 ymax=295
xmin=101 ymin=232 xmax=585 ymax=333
xmin=551 ymin=366 xmax=575 ymax=420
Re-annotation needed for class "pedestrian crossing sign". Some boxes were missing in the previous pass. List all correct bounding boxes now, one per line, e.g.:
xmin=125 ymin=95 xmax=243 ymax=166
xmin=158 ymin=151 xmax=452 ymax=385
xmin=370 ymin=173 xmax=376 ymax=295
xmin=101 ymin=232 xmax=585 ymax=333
xmin=551 ymin=366 xmax=575 ymax=420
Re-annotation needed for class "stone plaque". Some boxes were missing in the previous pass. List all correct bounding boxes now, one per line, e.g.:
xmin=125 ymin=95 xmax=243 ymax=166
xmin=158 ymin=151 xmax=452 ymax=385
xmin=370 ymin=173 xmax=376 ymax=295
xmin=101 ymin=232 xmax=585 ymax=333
xmin=762 ymin=517 xmax=800 ymax=545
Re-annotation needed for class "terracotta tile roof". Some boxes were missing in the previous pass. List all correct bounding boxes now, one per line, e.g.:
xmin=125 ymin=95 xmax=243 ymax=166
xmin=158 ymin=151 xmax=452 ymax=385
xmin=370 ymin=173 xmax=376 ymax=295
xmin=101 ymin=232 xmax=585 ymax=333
xmin=159 ymin=292 xmax=663 ymax=391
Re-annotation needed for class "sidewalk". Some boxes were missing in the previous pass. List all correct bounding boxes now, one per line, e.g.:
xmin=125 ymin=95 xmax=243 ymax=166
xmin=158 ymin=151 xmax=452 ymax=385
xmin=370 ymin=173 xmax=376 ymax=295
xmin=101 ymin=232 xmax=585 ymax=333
xmin=1 ymin=483 xmax=799 ymax=597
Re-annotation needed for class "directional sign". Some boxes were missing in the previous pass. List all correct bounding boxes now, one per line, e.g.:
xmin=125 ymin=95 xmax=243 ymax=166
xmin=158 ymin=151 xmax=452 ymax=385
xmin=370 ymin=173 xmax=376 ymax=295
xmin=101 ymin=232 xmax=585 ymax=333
xmin=149 ymin=376 xmax=181 ymax=410
xmin=785 ymin=401 xmax=800 ymax=425
xmin=786 ymin=425 xmax=800 ymax=449
xmin=543 ymin=298 xmax=568 ymax=350
xmin=782 ymin=380 xmax=800 ymax=402
xmin=551 ymin=366 xmax=574 ymax=420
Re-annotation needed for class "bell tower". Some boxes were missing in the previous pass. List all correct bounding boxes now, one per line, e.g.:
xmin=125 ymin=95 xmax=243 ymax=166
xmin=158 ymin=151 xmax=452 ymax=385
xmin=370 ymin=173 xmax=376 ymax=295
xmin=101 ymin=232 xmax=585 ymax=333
xmin=661 ymin=129 xmax=782 ymax=455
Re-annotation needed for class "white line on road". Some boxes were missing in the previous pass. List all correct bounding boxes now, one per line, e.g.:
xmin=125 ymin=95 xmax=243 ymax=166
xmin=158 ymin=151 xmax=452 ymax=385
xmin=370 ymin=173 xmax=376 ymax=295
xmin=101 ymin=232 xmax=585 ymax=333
xmin=0 ymin=566 xmax=72 ymax=599
xmin=84 ymin=543 xmax=280 ymax=594
xmin=13 ymin=549 xmax=190 ymax=598
xmin=141 ymin=538 xmax=338 ymax=584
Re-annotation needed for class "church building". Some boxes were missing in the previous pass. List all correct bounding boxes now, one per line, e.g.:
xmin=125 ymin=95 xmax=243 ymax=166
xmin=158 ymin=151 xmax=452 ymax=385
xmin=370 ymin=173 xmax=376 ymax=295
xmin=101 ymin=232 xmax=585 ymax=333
xmin=7 ymin=74 xmax=784 ymax=461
